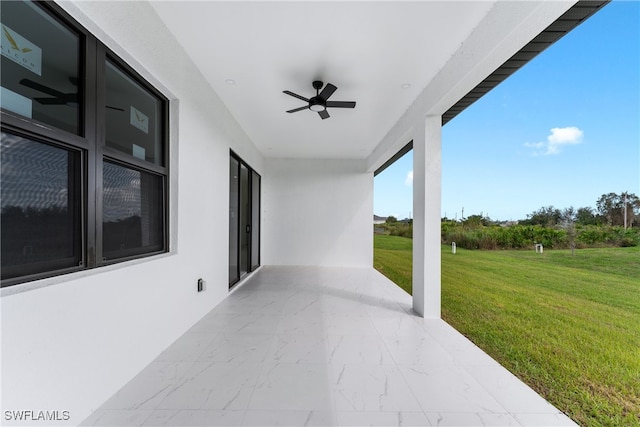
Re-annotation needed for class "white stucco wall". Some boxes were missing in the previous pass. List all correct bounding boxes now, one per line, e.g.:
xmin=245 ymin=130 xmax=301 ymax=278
xmin=263 ymin=158 xmax=373 ymax=267
xmin=0 ymin=2 xmax=263 ymax=425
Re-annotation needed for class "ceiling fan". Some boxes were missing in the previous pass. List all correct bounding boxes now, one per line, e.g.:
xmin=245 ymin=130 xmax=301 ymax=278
xmin=283 ymin=80 xmax=355 ymax=120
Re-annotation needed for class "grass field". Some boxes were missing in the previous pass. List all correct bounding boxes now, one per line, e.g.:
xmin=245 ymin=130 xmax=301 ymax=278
xmin=373 ymin=234 xmax=640 ymax=426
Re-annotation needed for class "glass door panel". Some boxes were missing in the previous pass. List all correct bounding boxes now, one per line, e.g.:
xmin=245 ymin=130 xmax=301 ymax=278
xmin=251 ymin=171 xmax=260 ymax=270
xmin=228 ymin=157 xmax=239 ymax=285
xmin=239 ymin=164 xmax=250 ymax=277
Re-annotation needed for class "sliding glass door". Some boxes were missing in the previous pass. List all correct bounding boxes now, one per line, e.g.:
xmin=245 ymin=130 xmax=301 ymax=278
xmin=229 ymin=152 xmax=260 ymax=287
xmin=251 ymin=171 xmax=261 ymax=270
xmin=239 ymin=164 xmax=250 ymax=278
xmin=229 ymin=156 xmax=240 ymax=283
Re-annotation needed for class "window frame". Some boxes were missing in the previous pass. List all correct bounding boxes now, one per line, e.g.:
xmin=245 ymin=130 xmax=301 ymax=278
xmin=0 ymin=128 xmax=85 ymax=283
xmin=1 ymin=1 xmax=170 ymax=287
xmin=96 ymin=46 xmax=170 ymax=266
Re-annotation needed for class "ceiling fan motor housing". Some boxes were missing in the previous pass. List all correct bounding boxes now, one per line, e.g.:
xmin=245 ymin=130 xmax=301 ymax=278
xmin=309 ymin=96 xmax=325 ymax=111
xmin=310 ymin=81 xmax=327 ymax=111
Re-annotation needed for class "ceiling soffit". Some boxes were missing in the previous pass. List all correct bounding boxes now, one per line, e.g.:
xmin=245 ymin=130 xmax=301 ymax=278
xmin=149 ymin=1 xmax=608 ymax=161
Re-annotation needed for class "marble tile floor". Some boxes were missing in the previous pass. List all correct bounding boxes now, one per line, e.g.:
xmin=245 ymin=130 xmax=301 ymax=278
xmin=81 ymin=266 xmax=576 ymax=427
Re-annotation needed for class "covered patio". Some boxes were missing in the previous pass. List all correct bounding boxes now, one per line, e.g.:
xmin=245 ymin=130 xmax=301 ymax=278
xmin=81 ymin=267 xmax=575 ymax=426
xmin=1 ymin=1 xmax=605 ymax=425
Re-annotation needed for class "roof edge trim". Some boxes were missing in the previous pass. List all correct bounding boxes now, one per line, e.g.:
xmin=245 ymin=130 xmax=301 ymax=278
xmin=442 ymin=0 xmax=610 ymax=125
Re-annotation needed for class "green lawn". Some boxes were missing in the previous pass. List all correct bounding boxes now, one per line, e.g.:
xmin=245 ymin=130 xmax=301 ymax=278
xmin=373 ymin=234 xmax=414 ymax=294
xmin=373 ymin=234 xmax=640 ymax=427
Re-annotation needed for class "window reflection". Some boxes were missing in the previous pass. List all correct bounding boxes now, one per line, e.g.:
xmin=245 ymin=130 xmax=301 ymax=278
xmin=1 ymin=132 xmax=81 ymax=279
xmin=103 ymin=161 xmax=163 ymax=259
xmin=105 ymin=61 xmax=163 ymax=165
xmin=0 ymin=0 xmax=81 ymax=134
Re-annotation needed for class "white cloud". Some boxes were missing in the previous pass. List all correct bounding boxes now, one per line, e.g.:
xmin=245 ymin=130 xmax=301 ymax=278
xmin=405 ymin=170 xmax=413 ymax=186
xmin=524 ymin=126 xmax=584 ymax=155
xmin=523 ymin=141 xmax=545 ymax=149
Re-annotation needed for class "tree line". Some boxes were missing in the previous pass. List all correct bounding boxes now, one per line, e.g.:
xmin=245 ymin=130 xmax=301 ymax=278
xmin=519 ymin=192 xmax=639 ymax=228
xmin=376 ymin=192 xmax=640 ymax=249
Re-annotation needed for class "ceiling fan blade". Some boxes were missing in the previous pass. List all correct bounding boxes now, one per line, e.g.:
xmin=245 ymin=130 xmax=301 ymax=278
xmin=286 ymin=105 xmax=308 ymax=113
xmin=34 ymin=97 xmax=67 ymax=105
xmin=326 ymin=101 xmax=356 ymax=109
xmin=318 ymin=83 xmax=337 ymax=100
xmin=318 ymin=110 xmax=330 ymax=120
xmin=283 ymin=90 xmax=309 ymax=102
xmin=20 ymin=79 xmax=67 ymax=98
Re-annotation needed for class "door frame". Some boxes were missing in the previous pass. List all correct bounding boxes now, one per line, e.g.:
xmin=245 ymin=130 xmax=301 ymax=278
xmin=229 ymin=150 xmax=260 ymax=288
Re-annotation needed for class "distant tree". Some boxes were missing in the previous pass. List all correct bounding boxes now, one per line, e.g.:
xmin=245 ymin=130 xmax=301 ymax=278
xmin=596 ymin=192 xmax=640 ymax=227
xmin=462 ymin=214 xmax=492 ymax=228
xmin=623 ymin=192 xmax=640 ymax=229
xmin=562 ymin=207 xmax=577 ymax=255
xmin=575 ymin=207 xmax=600 ymax=226
xmin=521 ymin=206 xmax=562 ymax=227
xmin=463 ymin=215 xmax=483 ymax=228
xmin=385 ymin=215 xmax=398 ymax=224
xmin=597 ymin=192 xmax=618 ymax=225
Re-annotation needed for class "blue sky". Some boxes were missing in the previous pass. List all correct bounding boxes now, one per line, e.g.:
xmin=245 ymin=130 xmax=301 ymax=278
xmin=374 ymin=1 xmax=640 ymax=221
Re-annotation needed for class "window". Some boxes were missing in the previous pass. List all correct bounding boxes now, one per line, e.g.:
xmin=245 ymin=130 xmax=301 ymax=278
xmin=1 ymin=133 xmax=82 ymax=279
xmin=102 ymin=161 xmax=164 ymax=260
xmin=1 ymin=1 xmax=169 ymax=287
xmin=0 ymin=0 xmax=81 ymax=134
xmin=105 ymin=61 xmax=164 ymax=166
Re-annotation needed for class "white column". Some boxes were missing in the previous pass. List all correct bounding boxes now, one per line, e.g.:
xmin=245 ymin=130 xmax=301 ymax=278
xmin=412 ymin=115 xmax=442 ymax=318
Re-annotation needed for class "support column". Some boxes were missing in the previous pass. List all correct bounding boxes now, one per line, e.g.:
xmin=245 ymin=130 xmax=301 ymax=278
xmin=412 ymin=115 xmax=442 ymax=318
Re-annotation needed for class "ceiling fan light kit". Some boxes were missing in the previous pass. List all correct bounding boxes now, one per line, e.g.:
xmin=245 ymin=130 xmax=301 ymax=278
xmin=309 ymin=102 xmax=325 ymax=112
xmin=283 ymin=80 xmax=356 ymax=120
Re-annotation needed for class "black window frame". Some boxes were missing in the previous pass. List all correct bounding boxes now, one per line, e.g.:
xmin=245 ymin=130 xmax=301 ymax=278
xmin=1 ymin=1 xmax=169 ymax=288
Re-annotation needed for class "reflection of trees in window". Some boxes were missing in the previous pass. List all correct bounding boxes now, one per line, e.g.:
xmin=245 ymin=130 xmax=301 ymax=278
xmin=102 ymin=162 xmax=163 ymax=259
xmin=103 ymin=163 xmax=142 ymax=222
xmin=1 ymin=133 xmax=70 ymax=210
xmin=1 ymin=133 xmax=81 ymax=280
xmin=103 ymin=215 xmax=143 ymax=255
xmin=1 ymin=206 xmax=74 ymax=267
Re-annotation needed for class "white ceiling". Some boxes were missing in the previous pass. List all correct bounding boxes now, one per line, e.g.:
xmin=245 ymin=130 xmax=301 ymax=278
xmin=149 ymin=1 xmax=562 ymax=160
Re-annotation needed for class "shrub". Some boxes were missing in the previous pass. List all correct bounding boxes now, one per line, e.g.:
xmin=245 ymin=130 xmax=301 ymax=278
xmin=577 ymin=226 xmax=608 ymax=245
xmin=383 ymin=219 xmax=640 ymax=249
